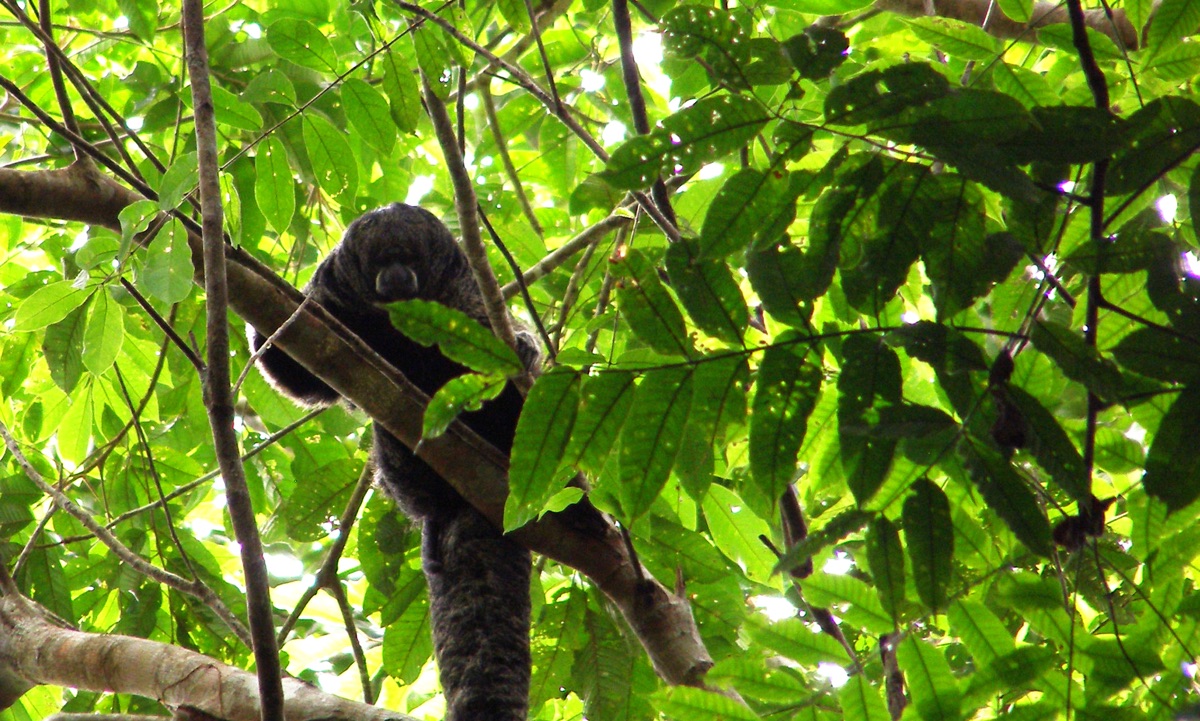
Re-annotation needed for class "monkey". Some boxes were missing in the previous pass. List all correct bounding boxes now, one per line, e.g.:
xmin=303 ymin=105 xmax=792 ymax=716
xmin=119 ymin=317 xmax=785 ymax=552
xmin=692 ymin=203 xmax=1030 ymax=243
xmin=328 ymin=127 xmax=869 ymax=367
xmin=249 ymin=203 xmax=536 ymax=721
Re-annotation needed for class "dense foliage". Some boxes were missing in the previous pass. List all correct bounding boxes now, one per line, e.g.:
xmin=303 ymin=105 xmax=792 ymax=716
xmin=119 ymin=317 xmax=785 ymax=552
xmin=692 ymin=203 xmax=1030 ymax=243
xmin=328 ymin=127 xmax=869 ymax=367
xmin=4 ymin=0 xmax=1200 ymax=718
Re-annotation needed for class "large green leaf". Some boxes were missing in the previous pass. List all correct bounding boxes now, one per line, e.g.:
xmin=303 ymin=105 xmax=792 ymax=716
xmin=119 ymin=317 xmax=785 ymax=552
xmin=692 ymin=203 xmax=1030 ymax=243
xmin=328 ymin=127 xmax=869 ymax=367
xmin=664 ymin=240 xmax=748 ymax=345
xmin=897 ymin=636 xmax=962 ymax=721
xmin=565 ymin=370 xmax=636 ymax=475
xmin=616 ymin=249 xmax=693 ymax=357
xmin=386 ymin=299 xmax=524 ymax=376
xmin=866 ymin=516 xmax=906 ymax=625
xmin=619 ymin=367 xmax=693 ymax=520
xmin=903 ymin=478 xmax=954 ymax=613
xmin=750 ymin=337 xmax=822 ymax=501
xmin=838 ymin=335 xmax=902 ymax=505
xmin=961 ymin=440 xmax=1053 ymax=557
xmin=506 ymin=369 xmax=581 ymax=531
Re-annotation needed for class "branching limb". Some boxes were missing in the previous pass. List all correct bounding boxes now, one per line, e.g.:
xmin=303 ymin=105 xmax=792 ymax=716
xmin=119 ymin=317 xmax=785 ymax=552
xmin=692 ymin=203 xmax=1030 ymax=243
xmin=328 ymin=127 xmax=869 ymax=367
xmin=181 ymin=4 xmax=284 ymax=721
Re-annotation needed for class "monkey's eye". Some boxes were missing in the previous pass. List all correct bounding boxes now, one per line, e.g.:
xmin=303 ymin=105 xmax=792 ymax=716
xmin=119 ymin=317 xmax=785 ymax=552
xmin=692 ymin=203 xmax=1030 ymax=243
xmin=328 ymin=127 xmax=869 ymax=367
xmin=376 ymin=264 xmax=419 ymax=301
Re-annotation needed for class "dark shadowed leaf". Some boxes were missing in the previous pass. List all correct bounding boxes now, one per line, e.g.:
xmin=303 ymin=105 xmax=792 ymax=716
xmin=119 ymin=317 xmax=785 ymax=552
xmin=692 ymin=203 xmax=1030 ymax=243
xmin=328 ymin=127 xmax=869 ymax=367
xmin=565 ymin=370 xmax=637 ymax=475
xmin=866 ymin=516 xmax=906 ymax=625
xmin=903 ymin=478 xmax=954 ymax=613
xmin=961 ymin=440 xmax=1053 ymax=557
xmin=1004 ymin=386 xmax=1089 ymax=502
xmin=825 ymin=63 xmax=950 ymax=126
xmin=750 ymin=337 xmax=822 ymax=500
xmin=616 ymin=249 xmax=693 ymax=357
xmin=1142 ymin=386 xmax=1200 ymax=512
xmin=387 ymin=299 xmax=525 ymax=375
xmin=838 ymin=335 xmax=902 ymax=505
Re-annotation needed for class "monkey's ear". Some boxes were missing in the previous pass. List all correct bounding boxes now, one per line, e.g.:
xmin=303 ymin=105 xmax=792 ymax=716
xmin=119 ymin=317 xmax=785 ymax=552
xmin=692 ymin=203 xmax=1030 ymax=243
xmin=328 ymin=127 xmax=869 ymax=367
xmin=376 ymin=264 xmax=420 ymax=301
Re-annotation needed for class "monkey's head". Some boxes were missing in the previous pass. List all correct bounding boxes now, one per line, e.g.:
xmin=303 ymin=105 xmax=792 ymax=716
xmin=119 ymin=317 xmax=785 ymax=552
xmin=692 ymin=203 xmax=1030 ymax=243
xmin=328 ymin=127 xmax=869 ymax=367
xmin=310 ymin=203 xmax=478 ymax=316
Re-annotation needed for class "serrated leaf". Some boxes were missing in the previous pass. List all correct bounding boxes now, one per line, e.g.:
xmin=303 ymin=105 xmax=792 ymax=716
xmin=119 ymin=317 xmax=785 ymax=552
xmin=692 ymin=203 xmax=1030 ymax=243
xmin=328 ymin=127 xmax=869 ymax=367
xmin=866 ymin=516 xmax=905 ymax=625
xmin=255 ymin=136 xmax=295 ymax=235
xmin=600 ymin=95 xmax=769 ymax=190
xmin=505 ymin=369 xmax=580 ymax=530
xmin=422 ymin=373 xmax=507 ymax=440
xmin=774 ymin=508 xmax=873 ymax=576
xmin=82 ymin=290 xmax=124 ymax=376
xmin=907 ymin=17 xmax=1001 ymax=60
xmin=619 ymin=367 xmax=693 ymax=520
xmin=268 ymin=18 xmax=339 ymax=74
xmin=1143 ymin=385 xmax=1200 ymax=512
xmin=750 ymin=337 xmax=822 ymax=501
xmin=961 ymin=440 xmax=1053 ymax=557
xmin=664 ymin=239 xmax=747 ymax=344
xmin=565 ymin=370 xmax=636 ymax=474
xmin=702 ymin=484 xmax=776 ymax=584
xmin=898 ymin=636 xmax=962 ymax=721
xmin=903 ymin=478 xmax=954 ymax=613
xmin=616 ymin=249 xmax=693 ymax=357
xmin=386 ymin=299 xmax=524 ymax=375
xmin=13 ymin=281 xmax=91 ymax=332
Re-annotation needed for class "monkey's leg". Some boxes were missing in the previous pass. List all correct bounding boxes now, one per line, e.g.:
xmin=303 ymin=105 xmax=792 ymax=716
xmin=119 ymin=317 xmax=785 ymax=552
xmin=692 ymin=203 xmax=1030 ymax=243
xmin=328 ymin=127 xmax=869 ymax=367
xmin=423 ymin=505 xmax=532 ymax=721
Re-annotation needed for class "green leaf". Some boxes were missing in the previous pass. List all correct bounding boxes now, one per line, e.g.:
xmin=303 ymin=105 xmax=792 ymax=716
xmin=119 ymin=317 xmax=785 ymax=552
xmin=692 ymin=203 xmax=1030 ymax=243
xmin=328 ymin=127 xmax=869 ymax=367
xmin=1143 ymin=386 xmax=1200 ymax=512
xmin=991 ymin=63 xmax=1057 ymax=109
xmin=302 ymin=113 xmax=358 ymax=205
xmin=116 ymin=0 xmax=156 ymax=41
xmin=82 ymin=290 xmax=124 ymax=376
xmin=600 ymin=95 xmax=769 ymax=190
xmin=825 ymin=63 xmax=950 ymax=126
xmin=995 ymin=0 xmax=1032 ymax=22
xmin=839 ymin=675 xmax=891 ymax=721
xmin=619 ymin=367 xmax=693 ymax=520
xmin=903 ymin=478 xmax=954 ymax=613
xmin=906 ymin=17 xmax=1001 ymax=60
xmin=140 ymin=219 xmax=195 ymax=304
xmin=13 ymin=281 xmax=91 ymax=332
xmin=838 ymin=334 xmax=902 ymax=505
xmin=381 ymin=593 xmax=432 ymax=684
xmin=422 ymin=373 xmax=507 ymax=440
xmin=924 ymin=230 xmax=1023 ymax=320
xmin=1036 ymin=24 xmax=1124 ymax=60
xmin=565 ymin=370 xmax=636 ymax=475
xmin=386 ymin=299 xmax=524 ymax=376
xmin=745 ymin=242 xmax=815 ymax=328
xmin=866 ymin=516 xmax=906 ymax=625
xmin=1146 ymin=0 xmax=1200 ymax=59
xmin=505 ymin=369 xmax=581 ymax=531
xmin=750 ymin=337 xmax=822 ymax=501
xmin=1030 ymin=320 xmax=1150 ymax=405
xmin=948 ymin=600 xmax=1015 ymax=666
xmin=661 ymin=5 xmax=753 ymax=89
xmin=898 ymin=636 xmax=963 ymax=721
xmin=1004 ymin=386 xmax=1089 ymax=502
xmin=1146 ymin=42 xmax=1200 ymax=80
xmin=664 ymin=239 xmax=747 ymax=344
xmin=1109 ymin=97 xmax=1200 ymax=195
xmin=782 ymin=27 xmax=850 ymax=80
xmin=379 ymin=48 xmax=421 ymax=134
xmin=56 ymin=384 xmax=93 ymax=462
xmin=1111 ymin=326 xmax=1200 ymax=384
xmin=802 ymin=572 xmax=894 ymax=633
xmin=255 ymin=136 xmax=295 ymax=235
xmin=887 ymin=321 xmax=989 ymax=373
xmin=702 ymin=485 xmax=777 ymax=584
xmin=43 ymin=299 xmax=90 ymax=394
xmin=773 ymin=508 xmax=874 ymax=576
xmin=616 ymin=249 xmax=693 ymax=357
xmin=210 ymin=85 xmax=263 ymax=132
xmin=652 ymin=686 xmax=761 ymax=721
xmin=699 ymin=169 xmax=789 ymax=258
xmin=156 ymin=151 xmax=198 ymax=211
xmin=961 ymin=440 xmax=1053 ymax=557
xmin=342 ymin=78 xmax=396 ymax=156
xmin=268 ymin=18 xmax=339 ymax=74
xmin=743 ymin=615 xmax=847 ymax=665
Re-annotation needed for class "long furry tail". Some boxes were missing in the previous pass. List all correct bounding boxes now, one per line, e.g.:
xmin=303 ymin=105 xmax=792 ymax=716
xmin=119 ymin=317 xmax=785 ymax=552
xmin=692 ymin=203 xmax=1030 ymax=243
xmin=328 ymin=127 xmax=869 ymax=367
xmin=423 ymin=505 xmax=532 ymax=721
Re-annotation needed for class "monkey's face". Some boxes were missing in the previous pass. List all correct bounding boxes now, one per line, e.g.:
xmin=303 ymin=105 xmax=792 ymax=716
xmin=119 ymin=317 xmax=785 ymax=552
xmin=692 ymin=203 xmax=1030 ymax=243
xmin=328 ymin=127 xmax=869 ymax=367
xmin=327 ymin=203 xmax=464 ymax=308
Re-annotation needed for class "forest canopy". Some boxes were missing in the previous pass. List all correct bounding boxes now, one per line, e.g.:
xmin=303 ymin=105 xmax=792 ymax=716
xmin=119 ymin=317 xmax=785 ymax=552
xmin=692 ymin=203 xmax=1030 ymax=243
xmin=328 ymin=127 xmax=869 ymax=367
xmin=1 ymin=0 xmax=1200 ymax=719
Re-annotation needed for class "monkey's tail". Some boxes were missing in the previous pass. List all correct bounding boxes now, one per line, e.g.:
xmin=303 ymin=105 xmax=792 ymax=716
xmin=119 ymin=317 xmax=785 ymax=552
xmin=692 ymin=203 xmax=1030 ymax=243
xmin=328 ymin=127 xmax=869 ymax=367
xmin=423 ymin=506 xmax=532 ymax=721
